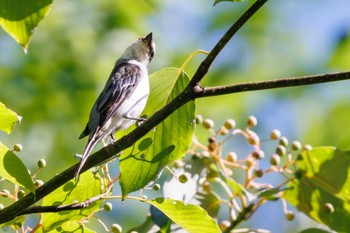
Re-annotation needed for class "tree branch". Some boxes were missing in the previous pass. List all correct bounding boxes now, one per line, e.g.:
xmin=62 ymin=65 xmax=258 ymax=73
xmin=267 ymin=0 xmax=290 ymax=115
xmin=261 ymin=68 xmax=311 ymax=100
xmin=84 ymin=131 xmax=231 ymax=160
xmin=19 ymin=194 xmax=106 ymax=215
xmin=194 ymin=71 xmax=350 ymax=98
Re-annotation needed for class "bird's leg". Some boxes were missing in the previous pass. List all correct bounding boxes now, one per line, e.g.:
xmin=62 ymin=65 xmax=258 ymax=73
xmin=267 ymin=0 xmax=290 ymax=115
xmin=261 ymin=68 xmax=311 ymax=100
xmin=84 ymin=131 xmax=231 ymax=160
xmin=123 ymin=114 xmax=147 ymax=127
xmin=102 ymin=138 xmax=108 ymax=146
xmin=109 ymin=133 xmax=116 ymax=143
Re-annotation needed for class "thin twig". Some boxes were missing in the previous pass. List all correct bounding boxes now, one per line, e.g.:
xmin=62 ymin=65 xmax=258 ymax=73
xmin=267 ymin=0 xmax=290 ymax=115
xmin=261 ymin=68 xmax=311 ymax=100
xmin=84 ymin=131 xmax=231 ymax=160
xmin=223 ymin=203 xmax=256 ymax=233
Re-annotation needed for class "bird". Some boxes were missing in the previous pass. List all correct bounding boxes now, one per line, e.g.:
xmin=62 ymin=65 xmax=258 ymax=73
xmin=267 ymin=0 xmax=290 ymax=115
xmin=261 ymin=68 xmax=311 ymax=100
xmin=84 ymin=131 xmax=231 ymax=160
xmin=75 ymin=32 xmax=156 ymax=179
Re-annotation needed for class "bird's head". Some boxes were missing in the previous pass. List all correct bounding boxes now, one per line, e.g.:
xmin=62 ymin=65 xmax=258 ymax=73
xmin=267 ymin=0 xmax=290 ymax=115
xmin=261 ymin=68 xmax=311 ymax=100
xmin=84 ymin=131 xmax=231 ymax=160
xmin=122 ymin=32 xmax=156 ymax=66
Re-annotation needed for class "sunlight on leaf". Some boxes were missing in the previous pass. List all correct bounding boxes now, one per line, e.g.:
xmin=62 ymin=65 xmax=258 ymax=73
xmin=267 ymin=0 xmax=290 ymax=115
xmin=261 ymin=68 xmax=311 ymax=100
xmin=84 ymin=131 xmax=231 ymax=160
xmin=148 ymin=198 xmax=220 ymax=233
xmin=45 ymin=221 xmax=96 ymax=233
xmin=0 ymin=0 xmax=52 ymax=51
xmin=0 ymin=102 xmax=21 ymax=134
xmin=0 ymin=144 xmax=35 ymax=192
xmin=284 ymin=147 xmax=350 ymax=232
xmin=41 ymin=172 xmax=103 ymax=232
xmin=119 ymin=68 xmax=196 ymax=197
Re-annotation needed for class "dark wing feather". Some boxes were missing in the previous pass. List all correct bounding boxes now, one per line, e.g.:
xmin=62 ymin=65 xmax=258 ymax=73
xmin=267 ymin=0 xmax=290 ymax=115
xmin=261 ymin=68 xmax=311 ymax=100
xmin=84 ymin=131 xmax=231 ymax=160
xmin=79 ymin=61 xmax=142 ymax=139
xmin=95 ymin=61 xmax=142 ymax=127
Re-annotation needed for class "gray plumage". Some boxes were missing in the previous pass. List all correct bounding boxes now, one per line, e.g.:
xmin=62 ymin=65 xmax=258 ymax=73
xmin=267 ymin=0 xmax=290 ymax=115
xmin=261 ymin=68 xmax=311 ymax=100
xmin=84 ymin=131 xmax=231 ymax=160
xmin=75 ymin=33 xmax=156 ymax=179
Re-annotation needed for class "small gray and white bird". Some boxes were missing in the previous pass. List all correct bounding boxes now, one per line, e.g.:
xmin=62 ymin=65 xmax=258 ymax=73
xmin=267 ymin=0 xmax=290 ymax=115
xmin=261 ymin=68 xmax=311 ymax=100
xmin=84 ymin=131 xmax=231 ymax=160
xmin=75 ymin=33 xmax=156 ymax=179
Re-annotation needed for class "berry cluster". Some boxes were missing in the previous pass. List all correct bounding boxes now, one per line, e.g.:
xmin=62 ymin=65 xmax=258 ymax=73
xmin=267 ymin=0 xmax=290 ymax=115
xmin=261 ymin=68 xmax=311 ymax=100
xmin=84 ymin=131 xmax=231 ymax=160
xmin=173 ymin=115 xmax=314 ymax=229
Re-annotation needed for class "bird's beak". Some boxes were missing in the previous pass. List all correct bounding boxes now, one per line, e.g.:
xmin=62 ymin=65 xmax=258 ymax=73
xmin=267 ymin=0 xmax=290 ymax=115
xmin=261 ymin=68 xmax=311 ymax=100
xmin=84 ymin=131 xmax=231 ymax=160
xmin=144 ymin=32 xmax=153 ymax=44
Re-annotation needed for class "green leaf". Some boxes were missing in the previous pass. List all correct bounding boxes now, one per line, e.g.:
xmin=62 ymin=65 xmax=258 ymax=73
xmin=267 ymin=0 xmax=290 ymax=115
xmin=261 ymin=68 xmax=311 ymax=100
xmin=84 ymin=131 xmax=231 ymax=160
xmin=128 ymin=215 xmax=155 ymax=233
xmin=257 ymin=187 xmax=292 ymax=200
xmin=147 ymin=198 xmax=220 ymax=233
xmin=194 ymin=192 xmax=221 ymax=218
xmin=329 ymin=33 xmax=350 ymax=69
xmin=213 ymin=0 xmax=247 ymax=6
xmin=41 ymin=172 xmax=103 ymax=232
xmin=0 ymin=143 xmax=35 ymax=192
xmin=0 ymin=102 xmax=21 ymax=134
xmin=119 ymin=68 xmax=196 ymax=196
xmin=0 ymin=0 xmax=52 ymax=51
xmin=43 ymin=222 xmax=96 ymax=233
xmin=0 ymin=216 xmax=26 ymax=231
xmin=224 ymin=177 xmax=248 ymax=197
xmin=283 ymin=147 xmax=350 ymax=232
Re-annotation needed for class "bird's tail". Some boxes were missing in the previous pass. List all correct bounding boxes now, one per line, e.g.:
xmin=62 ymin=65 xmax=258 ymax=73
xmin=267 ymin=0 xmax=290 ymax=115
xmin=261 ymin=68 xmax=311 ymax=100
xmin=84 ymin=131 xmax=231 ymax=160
xmin=75 ymin=133 xmax=102 ymax=180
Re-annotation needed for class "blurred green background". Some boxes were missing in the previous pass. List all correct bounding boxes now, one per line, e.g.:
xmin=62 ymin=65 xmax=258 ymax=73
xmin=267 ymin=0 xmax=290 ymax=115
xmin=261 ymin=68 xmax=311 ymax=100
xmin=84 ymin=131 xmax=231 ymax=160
xmin=1 ymin=0 xmax=350 ymax=232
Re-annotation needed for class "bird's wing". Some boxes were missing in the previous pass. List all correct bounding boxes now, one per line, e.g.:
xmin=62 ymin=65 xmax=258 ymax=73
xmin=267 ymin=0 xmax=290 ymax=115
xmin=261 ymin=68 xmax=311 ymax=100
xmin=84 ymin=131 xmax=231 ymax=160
xmin=95 ymin=61 xmax=143 ymax=127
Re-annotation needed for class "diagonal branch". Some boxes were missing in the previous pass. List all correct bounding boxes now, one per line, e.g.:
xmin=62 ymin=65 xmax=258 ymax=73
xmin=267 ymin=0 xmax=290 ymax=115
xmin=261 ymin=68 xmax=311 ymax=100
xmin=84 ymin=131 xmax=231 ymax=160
xmin=189 ymin=0 xmax=269 ymax=86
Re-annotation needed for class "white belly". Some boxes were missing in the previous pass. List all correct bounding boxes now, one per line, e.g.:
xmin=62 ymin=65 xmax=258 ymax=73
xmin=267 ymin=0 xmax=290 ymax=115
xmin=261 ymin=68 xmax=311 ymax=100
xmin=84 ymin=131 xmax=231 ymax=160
xmin=101 ymin=72 xmax=149 ymax=136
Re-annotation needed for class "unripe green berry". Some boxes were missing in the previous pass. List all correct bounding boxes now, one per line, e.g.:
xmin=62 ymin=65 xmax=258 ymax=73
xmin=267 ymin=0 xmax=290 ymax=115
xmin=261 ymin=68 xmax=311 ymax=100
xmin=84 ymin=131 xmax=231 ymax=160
xmin=111 ymin=223 xmax=122 ymax=233
xmin=270 ymin=129 xmax=281 ymax=140
xmin=252 ymin=150 xmax=265 ymax=160
xmin=226 ymin=152 xmax=237 ymax=162
xmin=323 ymin=203 xmax=334 ymax=214
xmin=276 ymin=145 xmax=286 ymax=157
xmin=203 ymin=119 xmax=214 ymax=129
xmin=1 ymin=189 xmax=10 ymax=197
xmin=279 ymin=137 xmax=289 ymax=147
xmin=103 ymin=202 xmax=113 ymax=212
xmin=219 ymin=126 xmax=229 ymax=135
xmin=291 ymin=141 xmax=302 ymax=150
xmin=254 ymin=169 xmax=264 ymax=178
xmin=247 ymin=132 xmax=260 ymax=146
xmin=17 ymin=190 xmax=26 ymax=199
xmin=303 ymin=144 xmax=313 ymax=151
xmin=285 ymin=211 xmax=295 ymax=221
xmin=202 ymin=181 xmax=211 ymax=193
xmin=270 ymin=154 xmax=280 ymax=166
xmin=192 ymin=152 xmax=200 ymax=159
xmin=219 ymin=220 xmax=230 ymax=231
xmin=247 ymin=137 xmax=257 ymax=145
xmin=200 ymin=150 xmax=210 ymax=158
xmin=246 ymin=157 xmax=254 ymax=168
xmin=208 ymin=137 xmax=217 ymax=152
xmin=37 ymin=159 xmax=46 ymax=168
xmin=173 ymin=160 xmax=184 ymax=168
xmin=195 ymin=115 xmax=203 ymax=124
xmin=152 ymin=184 xmax=161 ymax=191
xmin=295 ymin=169 xmax=305 ymax=179
xmin=224 ymin=119 xmax=236 ymax=130
xmin=13 ymin=144 xmax=23 ymax=152
xmin=208 ymin=137 xmax=216 ymax=143
xmin=179 ymin=173 xmax=189 ymax=183
xmin=247 ymin=116 xmax=257 ymax=128
xmin=34 ymin=180 xmax=44 ymax=188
